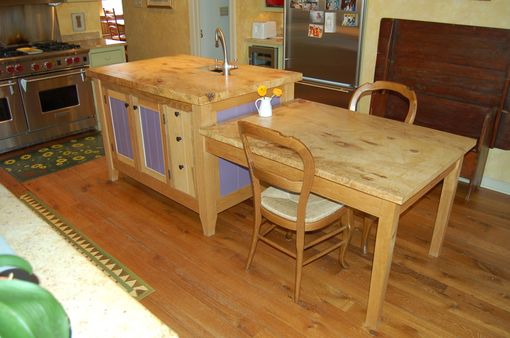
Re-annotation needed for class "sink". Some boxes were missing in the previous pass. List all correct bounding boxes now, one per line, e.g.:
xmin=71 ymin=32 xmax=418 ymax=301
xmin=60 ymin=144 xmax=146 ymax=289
xmin=204 ymin=65 xmax=224 ymax=73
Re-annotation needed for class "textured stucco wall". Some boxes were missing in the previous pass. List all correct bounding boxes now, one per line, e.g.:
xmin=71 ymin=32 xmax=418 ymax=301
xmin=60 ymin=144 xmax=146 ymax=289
xmin=56 ymin=2 xmax=102 ymax=37
xmin=123 ymin=0 xmax=190 ymax=61
xmin=360 ymin=0 xmax=510 ymax=187
xmin=235 ymin=1 xmax=283 ymax=65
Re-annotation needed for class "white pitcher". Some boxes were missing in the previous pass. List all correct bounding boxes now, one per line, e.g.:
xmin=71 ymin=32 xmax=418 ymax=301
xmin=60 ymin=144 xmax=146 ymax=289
xmin=255 ymin=97 xmax=272 ymax=117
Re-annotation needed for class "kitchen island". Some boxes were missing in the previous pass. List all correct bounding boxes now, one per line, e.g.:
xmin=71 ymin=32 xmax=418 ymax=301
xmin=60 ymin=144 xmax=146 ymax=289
xmin=87 ymin=55 xmax=301 ymax=235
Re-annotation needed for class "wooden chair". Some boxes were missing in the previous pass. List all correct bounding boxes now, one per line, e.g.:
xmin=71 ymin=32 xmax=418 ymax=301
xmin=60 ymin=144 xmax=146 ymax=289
xmin=103 ymin=8 xmax=126 ymax=41
xmin=348 ymin=80 xmax=418 ymax=255
xmin=238 ymin=120 xmax=353 ymax=302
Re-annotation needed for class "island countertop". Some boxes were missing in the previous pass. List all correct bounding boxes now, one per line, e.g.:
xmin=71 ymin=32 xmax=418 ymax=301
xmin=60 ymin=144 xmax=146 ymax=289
xmin=86 ymin=54 xmax=302 ymax=105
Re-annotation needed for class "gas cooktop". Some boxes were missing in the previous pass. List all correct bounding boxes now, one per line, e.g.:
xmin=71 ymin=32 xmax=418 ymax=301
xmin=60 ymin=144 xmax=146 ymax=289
xmin=0 ymin=41 xmax=90 ymax=80
xmin=0 ymin=41 xmax=83 ymax=59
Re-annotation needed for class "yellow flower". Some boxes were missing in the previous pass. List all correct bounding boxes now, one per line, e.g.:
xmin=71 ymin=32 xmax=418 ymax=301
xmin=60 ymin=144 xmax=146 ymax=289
xmin=85 ymin=136 xmax=95 ymax=141
xmin=51 ymin=144 xmax=63 ymax=149
xmin=257 ymin=85 xmax=267 ymax=97
xmin=20 ymin=154 xmax=31 ymax=160
xmin=71 ymin=143 xmax=84 ymax=148
xmin=272 ymin=88 xmax=283 ymax=97
xmin=73 ymin=156 xmax=85 ymax=161
xmin=4 ymin=159 xmax=16 ymax=165
xmin=42 ymin=151 xmax=54 ymax=158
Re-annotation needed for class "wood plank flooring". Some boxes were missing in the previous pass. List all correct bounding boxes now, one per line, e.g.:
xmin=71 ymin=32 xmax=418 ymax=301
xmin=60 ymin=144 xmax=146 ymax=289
xmin=1 ymin=156 xmax=509 ymax=337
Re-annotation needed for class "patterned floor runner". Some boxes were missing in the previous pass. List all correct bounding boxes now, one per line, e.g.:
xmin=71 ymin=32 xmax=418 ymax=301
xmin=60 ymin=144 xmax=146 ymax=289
xmin=19 ymin=192 xmax=154 ymax=301
xmin=1 ymin=133 xmax=104 ymax=182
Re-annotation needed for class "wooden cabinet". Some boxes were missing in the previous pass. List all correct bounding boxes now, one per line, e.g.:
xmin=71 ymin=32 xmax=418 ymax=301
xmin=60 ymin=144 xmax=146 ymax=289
xmin=103 ymin=87 xmax=195 ymax=203
xmin=372 ymin=19 xmax=510 ymax=196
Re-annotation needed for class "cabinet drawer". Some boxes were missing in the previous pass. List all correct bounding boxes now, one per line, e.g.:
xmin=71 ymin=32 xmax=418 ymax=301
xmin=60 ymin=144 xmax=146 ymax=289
xmin=89 ymin=48 xmax=126 ymax=67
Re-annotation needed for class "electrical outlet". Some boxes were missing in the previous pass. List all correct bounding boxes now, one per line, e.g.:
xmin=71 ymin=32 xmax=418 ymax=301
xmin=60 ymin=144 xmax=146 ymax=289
xmin=133 ymin=0 xmax=143 ymax=8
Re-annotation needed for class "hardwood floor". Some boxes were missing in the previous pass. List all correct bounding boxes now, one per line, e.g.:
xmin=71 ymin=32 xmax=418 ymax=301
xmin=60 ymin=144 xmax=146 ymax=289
xmin=1 ymin=156 xmax=509 ymax=337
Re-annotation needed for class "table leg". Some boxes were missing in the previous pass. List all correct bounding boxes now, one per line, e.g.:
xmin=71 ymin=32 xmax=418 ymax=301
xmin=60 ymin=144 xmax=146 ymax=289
xmin=364 ymin=201 xmax=400 ymax=331
xmin=429 ymin=158 xmax=463 ymax=257
xmin=195 ymin=141 xmax=219 ymax=236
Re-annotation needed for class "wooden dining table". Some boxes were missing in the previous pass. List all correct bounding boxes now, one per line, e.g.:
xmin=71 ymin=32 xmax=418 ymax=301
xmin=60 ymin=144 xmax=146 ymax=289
xmin=199 ymin=98 xmax=476 ymax=330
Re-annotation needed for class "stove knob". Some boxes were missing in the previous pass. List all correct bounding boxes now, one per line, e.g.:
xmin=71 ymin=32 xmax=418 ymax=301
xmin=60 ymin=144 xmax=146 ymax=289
xmin=6 ymin=65 xmax=15 ymax=73
xmin=31 ymin=63 xmax=41 ymax=71
xmin=44 ymin=61 xmax=53 ymax=70
xmin=65 ymin=57 xmax=73 ymax=65
xmin=73 ymin=56 xmax=81 ymax=63
xmin=15 ymin=64 xmax=24 ymax=72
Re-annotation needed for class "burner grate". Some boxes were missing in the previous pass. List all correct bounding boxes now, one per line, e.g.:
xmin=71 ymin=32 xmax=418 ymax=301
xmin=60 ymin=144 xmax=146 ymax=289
xmin=31 ymin=41 xmax=81 ymax=52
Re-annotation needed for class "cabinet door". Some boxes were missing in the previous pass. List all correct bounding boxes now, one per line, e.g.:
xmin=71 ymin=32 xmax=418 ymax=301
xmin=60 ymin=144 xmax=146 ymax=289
xmin=106 ymin=89 xmax=136 ymax=167
xmin=133 ymin=97 xmax=168 ymax=184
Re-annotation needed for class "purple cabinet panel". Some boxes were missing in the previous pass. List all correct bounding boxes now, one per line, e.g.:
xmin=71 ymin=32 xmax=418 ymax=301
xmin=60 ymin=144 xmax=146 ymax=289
xmin=216 ymin=98 xmax=280 ymax=197
xmin=139 ymin=106 xmax=165 ymax=175
xmin=109 ymin=97 xmax=133 ymax=159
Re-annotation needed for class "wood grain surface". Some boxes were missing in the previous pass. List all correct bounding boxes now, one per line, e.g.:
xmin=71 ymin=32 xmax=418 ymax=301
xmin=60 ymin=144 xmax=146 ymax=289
xmin=87 ymin=54 xmax=302 ymax=105
xmin=1 ymin=156 xmax=508 ymax=337
xmin=201 ymin=99 xmax=476 ymax=205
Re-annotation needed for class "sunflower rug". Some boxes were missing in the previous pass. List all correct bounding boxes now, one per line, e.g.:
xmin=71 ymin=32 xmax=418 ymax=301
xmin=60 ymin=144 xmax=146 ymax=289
xmin=1 ymin=133 xmax=104 ymax=182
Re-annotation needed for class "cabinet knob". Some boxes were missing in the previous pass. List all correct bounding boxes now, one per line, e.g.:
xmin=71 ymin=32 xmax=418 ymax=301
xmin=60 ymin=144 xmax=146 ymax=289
xmin=133 ymin=105 xmax=138 ymax=110
xmin=124 ymin=103 xmax=129 ymax=108
xmin=174 ymin=111 xmax=180 ymax=117
xmin=178 ymin=164 xmax=184 ymax=170
xmin=176 ymin=136 xmax=182 ymax=142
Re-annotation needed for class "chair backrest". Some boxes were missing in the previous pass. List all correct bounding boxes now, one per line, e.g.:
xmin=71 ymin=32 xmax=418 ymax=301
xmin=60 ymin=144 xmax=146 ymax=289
xmin=348 ymin=80 xmax=418 ymax=124
xmin=103 ymin=8 xmax=125 ymax=40
xmin=238 ymin=121 xmax=315 ymax=223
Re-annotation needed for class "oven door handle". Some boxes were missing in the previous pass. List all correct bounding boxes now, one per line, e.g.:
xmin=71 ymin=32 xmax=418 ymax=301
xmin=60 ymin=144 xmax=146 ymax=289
xmin=0 ymin=81 xmax=17 ymax=95
xmin=19 ymin=69 xmax=87 ymax=92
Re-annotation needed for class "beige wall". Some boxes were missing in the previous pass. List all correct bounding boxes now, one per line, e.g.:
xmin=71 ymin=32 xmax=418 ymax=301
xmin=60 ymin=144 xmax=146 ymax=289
xmin=56 ymin=2 xmax=102 ymax=37
xmin=360 ymin=0 xmax=510 ymax=187
xmin=235 ymin=0 xmax=283 ymax=64
xmin=123 ymin=0 xmax=190 ymax=61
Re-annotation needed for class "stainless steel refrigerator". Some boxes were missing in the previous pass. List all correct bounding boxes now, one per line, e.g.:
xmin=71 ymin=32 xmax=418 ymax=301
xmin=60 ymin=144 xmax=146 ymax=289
xmin=284 ymin=0 xmax=365 ymax=107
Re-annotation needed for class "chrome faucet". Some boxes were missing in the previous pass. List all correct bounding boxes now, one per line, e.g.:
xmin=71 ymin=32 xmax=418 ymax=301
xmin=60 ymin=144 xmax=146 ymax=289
xmin=214 ymin=27 xmax=237 ymax=76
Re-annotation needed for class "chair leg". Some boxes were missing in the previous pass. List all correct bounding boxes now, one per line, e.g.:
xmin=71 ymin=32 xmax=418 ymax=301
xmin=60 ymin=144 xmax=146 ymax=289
xmin=246 ymin=213 xmax=262 ymax=270
xmin=361 ymin=215 xmax=375 ymax=255
xmin=339 ymin=208 xmax=353 ymax=268
xmin=293 ymin=229 xmax=305 ymax=303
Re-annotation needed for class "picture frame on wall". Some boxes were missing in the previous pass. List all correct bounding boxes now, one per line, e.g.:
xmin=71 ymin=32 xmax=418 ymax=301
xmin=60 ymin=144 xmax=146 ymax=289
xmin=71 ymin=13 xmax=85 ymax=32
xmin=147 ymin=0 xmax=173 ymax=8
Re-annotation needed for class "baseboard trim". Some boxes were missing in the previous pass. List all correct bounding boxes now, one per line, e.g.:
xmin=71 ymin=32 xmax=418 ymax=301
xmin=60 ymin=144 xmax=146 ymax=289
xmin=480 ymin=177 xmax=510 ymax=195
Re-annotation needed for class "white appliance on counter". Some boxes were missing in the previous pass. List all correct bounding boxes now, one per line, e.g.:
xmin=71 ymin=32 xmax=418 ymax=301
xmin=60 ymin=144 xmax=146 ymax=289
xmin=252 ymin=21 xmax=277 ymax=39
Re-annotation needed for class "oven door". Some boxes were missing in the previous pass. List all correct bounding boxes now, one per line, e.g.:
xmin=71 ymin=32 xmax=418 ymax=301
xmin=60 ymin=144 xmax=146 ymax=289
xmin=0 ymin=80 xmax=28 ymax=140
xmin=18 ymin=68 xmax=95 ymax=131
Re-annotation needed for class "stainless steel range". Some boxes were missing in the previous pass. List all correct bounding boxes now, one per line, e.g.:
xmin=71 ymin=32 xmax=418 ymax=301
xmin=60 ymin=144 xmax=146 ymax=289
xmin=0 ymin=40 xmax=96 ymax=154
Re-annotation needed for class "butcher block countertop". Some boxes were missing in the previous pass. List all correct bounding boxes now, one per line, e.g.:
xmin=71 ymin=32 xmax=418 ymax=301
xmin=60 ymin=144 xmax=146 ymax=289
xmin=86 ymin=54 xmax=302 ymax=105
xmin=200 ymin=99 xmax=476 ymax=205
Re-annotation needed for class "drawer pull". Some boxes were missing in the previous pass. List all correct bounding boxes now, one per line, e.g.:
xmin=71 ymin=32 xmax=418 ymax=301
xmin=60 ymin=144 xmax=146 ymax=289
xmin=133 ymin=105 xmax=138 ymax=110
xmin=176 ymin=136 xmax=182 ymax=142
xmin=174 ymin=111 xmax=180 ymax=117
xmin=178 ymin=164 xmax=184 ymax=170
xmin=124 ymin=103 xmax=129 ymax=108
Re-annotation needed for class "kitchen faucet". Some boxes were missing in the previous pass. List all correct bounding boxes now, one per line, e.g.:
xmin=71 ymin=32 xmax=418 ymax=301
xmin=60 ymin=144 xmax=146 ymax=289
xmin=214 ymin=27 xmax=237 ymax=76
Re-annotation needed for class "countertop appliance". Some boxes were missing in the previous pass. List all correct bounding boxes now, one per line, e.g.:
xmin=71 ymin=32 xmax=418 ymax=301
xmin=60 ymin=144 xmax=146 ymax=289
xmin=284 ymin=0 xmax=365 ymax=106
xmin=0 ymin=41 xmax=96 ymax=153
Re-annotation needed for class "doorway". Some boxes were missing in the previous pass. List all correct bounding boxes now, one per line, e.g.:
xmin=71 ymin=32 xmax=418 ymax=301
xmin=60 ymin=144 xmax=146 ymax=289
xmin=189 ymin=0 xmax=236 ymax=60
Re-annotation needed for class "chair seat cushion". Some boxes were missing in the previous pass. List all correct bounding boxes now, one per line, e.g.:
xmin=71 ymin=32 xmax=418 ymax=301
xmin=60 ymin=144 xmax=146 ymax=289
xmin=261 ymin=186 xmax=344 ymax=223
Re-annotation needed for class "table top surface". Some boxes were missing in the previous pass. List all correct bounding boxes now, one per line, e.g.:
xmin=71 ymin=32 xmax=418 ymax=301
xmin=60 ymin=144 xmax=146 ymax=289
xmin=87 ymin=54 xmax=301 ymax=105
xmin=201 ymin=99 xmax=476 ymax=204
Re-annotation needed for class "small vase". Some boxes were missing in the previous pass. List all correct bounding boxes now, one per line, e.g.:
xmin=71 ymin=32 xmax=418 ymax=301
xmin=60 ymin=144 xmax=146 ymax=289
xmin=255 ymin=97 xmax=272 ymax=117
